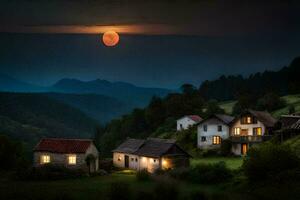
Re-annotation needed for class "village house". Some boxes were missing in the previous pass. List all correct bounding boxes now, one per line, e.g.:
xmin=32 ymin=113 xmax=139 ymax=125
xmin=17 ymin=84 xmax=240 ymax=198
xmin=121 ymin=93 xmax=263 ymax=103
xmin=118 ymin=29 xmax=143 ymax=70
xmin=33 ymin=138 xmax=99 ymax=173
xmin=230 ymin=110 xmax=277 ymax=155
xmin=177 ymin=115 xmax=202 ymax=131
xmin=275 ymin=114 xmax=300 ymax=141
xmin=112 ymin=138 xmax=191 ymax=173
xmin=197 ymin=114 xmax=234 ymax=149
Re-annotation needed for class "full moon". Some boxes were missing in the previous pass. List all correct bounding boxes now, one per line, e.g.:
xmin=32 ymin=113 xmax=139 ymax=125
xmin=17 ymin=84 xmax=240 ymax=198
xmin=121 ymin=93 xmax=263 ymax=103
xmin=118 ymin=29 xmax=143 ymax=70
xmin=102 ymin=31 xmax=120 ymax=47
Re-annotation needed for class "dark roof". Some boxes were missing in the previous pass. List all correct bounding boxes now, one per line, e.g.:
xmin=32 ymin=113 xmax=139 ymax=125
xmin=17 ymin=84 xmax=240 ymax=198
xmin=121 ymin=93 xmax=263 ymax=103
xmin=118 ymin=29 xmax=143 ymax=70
xmin=113 ymin=138 xmax=190 ymax=158
xmin=198 ymin=114 xmax=234 ymax=125
xmin=112 ymin=138 xmax=144 ymax=154
xmin=34 ymin=138 xmax=93 ymax=154
xmin=278 ymin=115 xmax=300 ymax=129
xmin=248 ymin=110 xmax=277 ymax=127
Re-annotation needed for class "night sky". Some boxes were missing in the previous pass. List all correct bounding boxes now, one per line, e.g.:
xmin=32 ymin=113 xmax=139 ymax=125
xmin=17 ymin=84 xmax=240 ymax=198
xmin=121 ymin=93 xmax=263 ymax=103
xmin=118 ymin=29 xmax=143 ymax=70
xmin=0 ymin=0 xmax=300 ymax=89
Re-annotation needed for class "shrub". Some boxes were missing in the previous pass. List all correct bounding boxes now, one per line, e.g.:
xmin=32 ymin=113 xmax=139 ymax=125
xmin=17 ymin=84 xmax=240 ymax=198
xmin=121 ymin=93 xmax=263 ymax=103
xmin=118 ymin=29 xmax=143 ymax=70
xmin=243 ymin=142 xmax=300 ymax=182
xmin=168 ymin=167 xmax=190 ymax=180
xmin=16 ymin=164 xmax=85 ymax=181
xmin=188 ymin=191 xmax=207 ymax=200
xmin=201 ymin=149 xmax=220 ymax=157
xmin=220 ymin=139 xmax=232 ymax=156
xmin=107 ymin=181 xmax=131 ymax=200
xmin=153 ymin=179 xmax=179 ymax=200
xmin=136 ymin=169 xmax=150 ymax=181
xmin=189 ymin=161 xmax=232 ymax=184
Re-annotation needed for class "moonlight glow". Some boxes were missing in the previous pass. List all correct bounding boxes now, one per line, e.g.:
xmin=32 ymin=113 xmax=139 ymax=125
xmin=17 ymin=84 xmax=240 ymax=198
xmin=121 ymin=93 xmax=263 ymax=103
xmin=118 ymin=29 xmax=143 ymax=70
xmin=102 ymin=31 xmax=120 ymax=47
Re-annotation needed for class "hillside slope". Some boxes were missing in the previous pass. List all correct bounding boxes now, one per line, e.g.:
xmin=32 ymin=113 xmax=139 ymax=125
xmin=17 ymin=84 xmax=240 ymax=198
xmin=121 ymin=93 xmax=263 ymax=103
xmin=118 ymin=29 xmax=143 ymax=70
xmin=218 ymin=94 xmax=300 ymax=117
xmin=0 ymin=92 xmax=99 ymax=146
xmin=45 ymin=93 xmax=131 ymax=124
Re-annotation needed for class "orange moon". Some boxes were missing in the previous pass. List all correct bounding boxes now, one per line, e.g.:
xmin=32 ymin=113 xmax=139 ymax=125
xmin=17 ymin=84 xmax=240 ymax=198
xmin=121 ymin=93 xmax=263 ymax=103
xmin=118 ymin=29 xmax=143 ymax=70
xmin=102 ymin=31 xmax=120 ymax=47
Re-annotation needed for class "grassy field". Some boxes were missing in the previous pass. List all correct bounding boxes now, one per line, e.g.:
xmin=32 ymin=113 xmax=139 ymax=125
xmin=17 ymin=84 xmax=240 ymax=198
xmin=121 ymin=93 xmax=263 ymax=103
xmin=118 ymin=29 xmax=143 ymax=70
xmin=191 ymin=157 xmax=243 ymax=170
xmin=218 ymin=94 xmax=300 ymax=117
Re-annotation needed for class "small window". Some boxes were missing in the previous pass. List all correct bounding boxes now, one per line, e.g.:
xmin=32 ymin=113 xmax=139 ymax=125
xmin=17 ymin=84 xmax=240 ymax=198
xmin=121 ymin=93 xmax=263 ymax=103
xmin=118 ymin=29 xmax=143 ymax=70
xmin=234 ymin=127 xmax=241 ymax=135
xmin=201 ymin=136 xmax=206 ymax=142
xmin=40 ymin=155 xmax=50 ymax=164
xmin=218 ymin=125 xmax=222 ymax=132
xmin=180 ymin=124 xmax=183 ymax=130
xmin=153 ymin=159 xmax=156 ymax=163
xmin=135 ymin=158 xmax=138 ymax=162
xmin=118 ymin=156 xmax=122 ymax=161
xmin=212 ymin=136 xmax=221 ymax=145
xmin=131 ymin=158 xmax=134 ymax=161
xmin=68 ymin=155 xmax=76 ymax=165
xmin=203 ymin=125 xmax=207 ymax=132
xmin=242 ymin=116 xmax=252 ymax=124
xmin=253 ymin=127 xmax=262 ymax=136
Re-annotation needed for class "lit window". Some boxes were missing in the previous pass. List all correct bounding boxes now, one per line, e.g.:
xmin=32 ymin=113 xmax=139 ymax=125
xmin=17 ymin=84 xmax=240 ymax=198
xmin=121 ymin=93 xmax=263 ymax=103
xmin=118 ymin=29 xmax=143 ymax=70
xmin=253 ymin=127 xmax=262 ymax=136
xmin=234 ymin=127 xmax=241 ymax=135
xmin=118 ymin=156 xmax=122 ymax=161
xmin=212 ymin=136 xmax=221 ymax=145
xmin=40 ymin=155 xmax=50 ymax=164
xmin=247 ymin=117 xmax=252 ymax=124
xmin=68 ymin=155 xmax=76 ymax=165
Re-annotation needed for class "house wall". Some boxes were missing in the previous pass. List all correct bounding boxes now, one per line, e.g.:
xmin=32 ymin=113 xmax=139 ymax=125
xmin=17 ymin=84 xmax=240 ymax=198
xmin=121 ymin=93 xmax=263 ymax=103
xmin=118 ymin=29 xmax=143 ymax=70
xmin=33 ymin=152 xmax=87 ymax=170
xmin=230 ymin=118 xmax=266 ymax=136
xmin=113 ymin=152 xmax=140 ymax=170
xmin=177 ymin=117 xmax=197 ymax=131
xmin=34 ymin=144 xmax=99 ymax=172
xmin=197 ymin=118 xmax=230 ymax=149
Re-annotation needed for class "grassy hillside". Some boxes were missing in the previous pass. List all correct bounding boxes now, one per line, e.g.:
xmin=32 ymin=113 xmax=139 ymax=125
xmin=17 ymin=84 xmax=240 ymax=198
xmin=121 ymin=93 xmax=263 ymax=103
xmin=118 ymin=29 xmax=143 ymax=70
xmin=0 ymin=92 xmax=99 ymax=147
xmin=218 ymin=94 xmax=300 ymax=118
xmin=284 ymin=135 xmax=300 ymax=157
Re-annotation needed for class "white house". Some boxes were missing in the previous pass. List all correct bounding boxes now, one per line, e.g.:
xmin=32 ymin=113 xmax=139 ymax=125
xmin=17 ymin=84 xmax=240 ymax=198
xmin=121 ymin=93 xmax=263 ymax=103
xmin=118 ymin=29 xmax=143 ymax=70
xmin=197 ymin=114 xmax=234 ymax=149
xmin=230 ymin=110 xmax=276 ymax=155
xmin=177 ymin=115 xmax=202 ymax=131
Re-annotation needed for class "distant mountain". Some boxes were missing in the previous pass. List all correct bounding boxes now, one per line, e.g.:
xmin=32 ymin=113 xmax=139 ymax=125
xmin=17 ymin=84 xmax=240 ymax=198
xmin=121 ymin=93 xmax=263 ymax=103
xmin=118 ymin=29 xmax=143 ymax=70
xmin=51 ymin=78 xmax=172 ymax=107
xmin=0 ymin=74 xmax=44 ymax=92
xmin=0 ymin=92 xmax=99 ymax=146
xmin=45 ymin=93 xmax=131 ymax=124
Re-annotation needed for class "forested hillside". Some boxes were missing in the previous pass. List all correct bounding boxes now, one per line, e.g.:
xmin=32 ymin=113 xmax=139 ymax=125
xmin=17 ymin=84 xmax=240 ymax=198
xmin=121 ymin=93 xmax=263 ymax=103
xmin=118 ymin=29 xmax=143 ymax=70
xmin=0 ymin=92 xmax=99 ymax=147
xmin=199 ymin=57 xmax=300 ymax=101
xmin=45 ymin=93 xmax=131 ymax=123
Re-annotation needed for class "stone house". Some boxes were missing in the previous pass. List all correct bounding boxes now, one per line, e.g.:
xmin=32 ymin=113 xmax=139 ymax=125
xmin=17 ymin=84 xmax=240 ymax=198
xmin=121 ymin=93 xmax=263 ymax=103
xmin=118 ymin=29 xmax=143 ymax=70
xmin=33 ymin=138 xmax=99 ymax=173
xmin=113 ymin=138 xmax=191 ymax=173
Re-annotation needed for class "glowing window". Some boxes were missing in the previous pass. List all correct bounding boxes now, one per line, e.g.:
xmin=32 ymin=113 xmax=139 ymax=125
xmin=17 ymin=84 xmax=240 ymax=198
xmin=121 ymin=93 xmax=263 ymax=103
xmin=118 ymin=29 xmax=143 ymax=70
xmin=117 ymin=156 xmax=122 ymax=161
xmin=212 ymin=136 xmax=221 ymax=145
xmin=40 ymin=155 xmax=50 ymax=164
xmin=234 ymin=127 xmax=241 ymax=135
xmin=253 ymin=127 xmax=262 ymax=136
xmin=68 ymin=155 xmax=76 ymax=165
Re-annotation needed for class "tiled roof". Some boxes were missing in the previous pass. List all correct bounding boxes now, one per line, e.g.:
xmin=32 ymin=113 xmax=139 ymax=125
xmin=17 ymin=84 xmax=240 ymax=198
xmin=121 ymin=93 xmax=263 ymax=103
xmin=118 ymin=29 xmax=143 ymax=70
xmin=113 ymin=138 xmax=189 ymax=158
xmin=187 ymin=115 xmax=202 ymax=123
xmin=248 ymin=110 xmax=277 ymax=127
xmin=198 ymin=114 xmax=234 ymax=125
xmin=34 ymin=138 xmax=93 ymax=154
xmin=112 ymin=138 xmax=144 ymax=154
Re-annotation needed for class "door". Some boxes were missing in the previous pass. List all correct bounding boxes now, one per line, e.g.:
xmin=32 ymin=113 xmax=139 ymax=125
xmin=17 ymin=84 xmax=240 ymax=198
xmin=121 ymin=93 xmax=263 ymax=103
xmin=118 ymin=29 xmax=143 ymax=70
xmin=241 ymin=143 xmax=248 ymax=155
xmin=124 ymin=155 xmax=129 ymax=168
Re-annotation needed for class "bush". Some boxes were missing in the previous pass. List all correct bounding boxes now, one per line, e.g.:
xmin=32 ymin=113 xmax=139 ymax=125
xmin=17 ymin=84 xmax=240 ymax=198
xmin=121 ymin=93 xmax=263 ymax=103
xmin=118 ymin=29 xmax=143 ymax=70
xmin=16 ymin=164 xmax=86 ymax=181
xmin=107 ymin=181 xmax=132 ymax=200
xmin=220 ymin=139 xmax=232 ymax=156
xmin=243 ymin=142 xmax=300 ymax=182
xmin=201 ymin=149 xmax=220 ymax=157
xmin=168 ymin=167 xmax=190 ymax=180
xmin=189 ymin=161 xmax=232 ymax=184
xmin=153 ymin=179 xmax=179 ymax=200
xmin=136 ymin=169 xmax=150 ymax=181
xmin=188 ymin=191 xmax=207 ymax=200
xmin=99 ymin=158 xmax=113 ymax=172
